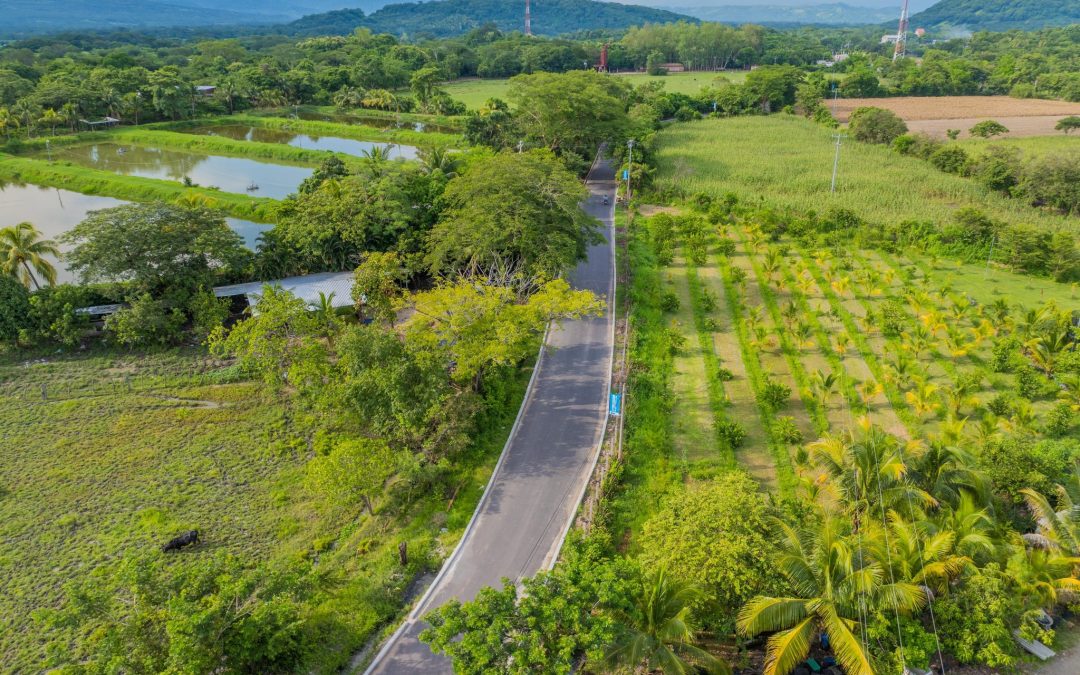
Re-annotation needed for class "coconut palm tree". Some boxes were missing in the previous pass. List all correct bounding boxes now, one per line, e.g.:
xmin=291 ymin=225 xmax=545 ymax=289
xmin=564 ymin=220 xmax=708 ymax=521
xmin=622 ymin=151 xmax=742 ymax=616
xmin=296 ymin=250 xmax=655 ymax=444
xmin=1020 ymin=481 xmax=1080 ymax=555
xmin=418 ymin=147 xmax=459 ymax=177
xmin=868 ymin=513 xmax=970 ymax=596
xmin=600 ymin=568 xmax=730 ymax=675
xmin=910 ymin=441 xmax=985 ymax=509
xmin=738 ymin=514 xmax=922 ymax=675
xmin=1007 ymin=548 xmax=1080 ymax=611
xmin=905 ymin=380 xmax=941 ymax=420
xmin=0 ymin=222 xmax=60 ymax=289
xmin=936 ymin=490 xmax=998 ymax=562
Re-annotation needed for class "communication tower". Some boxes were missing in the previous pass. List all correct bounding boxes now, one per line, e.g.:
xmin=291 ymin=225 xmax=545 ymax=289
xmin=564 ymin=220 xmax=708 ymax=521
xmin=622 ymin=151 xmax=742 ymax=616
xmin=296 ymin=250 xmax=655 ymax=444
xmin=893 ymin=0 xmax=910 ymax=61
xmin=525 ymin=0 xmax=532 ymax=36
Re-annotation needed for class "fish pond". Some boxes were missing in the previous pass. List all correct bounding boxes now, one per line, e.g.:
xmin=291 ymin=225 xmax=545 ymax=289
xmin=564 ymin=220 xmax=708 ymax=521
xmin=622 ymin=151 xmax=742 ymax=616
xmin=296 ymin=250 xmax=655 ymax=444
xmin=0 ymin=182 xmax=270 ymax=283
xmin=46 ymin=142 xmax=314 ymax=200
xmin=180 ymin=124 xmax=419 ymax=159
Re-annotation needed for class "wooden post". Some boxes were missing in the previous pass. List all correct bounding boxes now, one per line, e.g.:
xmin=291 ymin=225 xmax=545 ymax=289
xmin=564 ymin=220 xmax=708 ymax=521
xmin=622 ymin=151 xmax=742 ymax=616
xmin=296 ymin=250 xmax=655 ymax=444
xmin=398 ymin=541 xmax=408 ymax=567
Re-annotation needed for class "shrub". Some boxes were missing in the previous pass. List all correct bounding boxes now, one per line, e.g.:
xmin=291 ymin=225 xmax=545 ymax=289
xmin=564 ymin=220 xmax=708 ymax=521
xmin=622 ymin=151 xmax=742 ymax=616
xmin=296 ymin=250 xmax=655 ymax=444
xmin=106 ymin=294 xmax=185 ymax=348
xmin=986 ymin=392 xmax=1014 ymax=417
xmin=698 ymin=289 xmax=717 ymax=312
xmin=773 ymin=416 xmax=803 ymax=444
xmin=659 ymin=290 xmax=680 ymax=312
xmin=674 ymin=106 xmax=701 ymax=122
xmin=716 ymin=419 xmax=747 ymax=448
xmin=1016 ymin=365 xmax=1050 ymax=399
xmin=1020 ymin=152 xmax=1080 ymax=215
xmin=880 ymin=300 xmax=908 ymax=336
xmin=26 ymin=284 xmax=101 ymax=346
xmin=946 ymin=128 xmax=961 ymax=140
xmin=970 ymin=120 xmax=1009 ymax=138
xmin=1045 ymin=402 xmax=1074 ymax=437
xmin=758 ymin=378 xmax=791 ymax=410
xmin=714 ymin=237 xmax=736 ymax=256
xmin=811 ymin=106 xmax=838 ymax=128
xmin=716 ymin=366 xmax=735 ymax=381
xmin=849 ymin=106 xmax=908 ymax=145
xmin=936 ymin=564 xmax=1019 ymax=669
xmin=929 ymin=145 xmax=970 ymax=174
xmin=991 ymin=336 xmax=1022 ymax=373
xmin=189 ymin=289 xmax=230 ymax=341
xmin=639 ymin=474 xmax=782 ymax=631
xmin=1056 ymin=116 xmax=1080 ymax=134
xmin=645 ymin=51 xmax=667 ymax=76
xmin=0 ymin=276 xmax=30 ymax=343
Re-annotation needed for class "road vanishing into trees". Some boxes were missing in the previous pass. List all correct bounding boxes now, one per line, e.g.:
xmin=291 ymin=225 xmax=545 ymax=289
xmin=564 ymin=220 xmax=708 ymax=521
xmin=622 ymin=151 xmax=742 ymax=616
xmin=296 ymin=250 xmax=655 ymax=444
xmin=364 ymin=156 xmax=617 ymax=674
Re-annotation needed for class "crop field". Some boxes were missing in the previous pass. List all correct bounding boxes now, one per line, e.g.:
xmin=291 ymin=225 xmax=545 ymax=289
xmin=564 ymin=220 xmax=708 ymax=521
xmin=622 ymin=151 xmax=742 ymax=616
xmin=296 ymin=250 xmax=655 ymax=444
xmin=959 ymin=133 xmax=1080 ymax=156
xmin=829 ymin=96 xmax=1080 ymax=139
xmin=653 ymin=116 xmax=1075 ymax=232
xmin=0 ymin=346 xmax=531 ymax=670
xmin=442 ymin=70 xmax=747 ymax=109
xmin=630 ymin=210 xmax=1080 ymax=502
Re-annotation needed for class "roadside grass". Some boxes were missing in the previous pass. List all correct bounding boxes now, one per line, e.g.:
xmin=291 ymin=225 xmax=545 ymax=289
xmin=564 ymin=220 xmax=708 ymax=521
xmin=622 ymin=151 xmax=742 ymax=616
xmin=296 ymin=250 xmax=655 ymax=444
xmin=0 ymin=153 xmax=277 ymax=221
xmin=653 ymin=116 xmax=1075 ymax=232
xmin=0 ymin=345 xmax=532 ymax=671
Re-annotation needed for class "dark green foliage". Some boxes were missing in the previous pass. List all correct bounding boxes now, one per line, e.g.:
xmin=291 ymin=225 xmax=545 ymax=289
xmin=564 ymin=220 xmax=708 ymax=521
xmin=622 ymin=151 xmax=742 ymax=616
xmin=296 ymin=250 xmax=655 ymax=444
xmin=1020 ymin=152 xmax=1080 ymax=215
xmin=1016 ymin=365 xmax=1050 ymax=399
xmin=0 ymin=275 xmax=30 ymax=342
xmin=25 ymin=284 xmax=102 ymax=346
xmin=758 ymin=378 xmax=791 ymax=411
xmin=910 ymin=0 xmax=1079 ymax=31
xmin=839 ymin=69 xmax=882 ymax=98
xmin=716 ymin=419 xmax=748 ymax=448
xmin=970 ymin=120 xmax=1009 ymax=138
xmin=979 ymin=436 xmax=1080 ymax=503
xmin=1045 ymin=402 xmax=1074 ymax=438
xmin=849 ymin=107 xmax=908 ymax=145
xmin=660 ymin=290 xmax=680 ymax=313
xmin=929 ymin=145 xmax=970 ymax=174
xmin=105 ymin=294 xmax=185 ymax=348
xmin=38 ymin=551 xmax=318 ymax=673
xmin=1057 ymin=116 xmax=1080 ymax=133
xmin=880 ymin=300 xmax=908 ymax=336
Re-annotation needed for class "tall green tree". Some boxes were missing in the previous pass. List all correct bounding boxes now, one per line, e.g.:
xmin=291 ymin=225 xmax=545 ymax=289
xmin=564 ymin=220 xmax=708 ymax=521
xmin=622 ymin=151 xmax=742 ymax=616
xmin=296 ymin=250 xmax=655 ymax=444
xmin=425 ymin=150 xmax=600 ymax=278
xmin=0 ymin=221 xmax=60 ymax=290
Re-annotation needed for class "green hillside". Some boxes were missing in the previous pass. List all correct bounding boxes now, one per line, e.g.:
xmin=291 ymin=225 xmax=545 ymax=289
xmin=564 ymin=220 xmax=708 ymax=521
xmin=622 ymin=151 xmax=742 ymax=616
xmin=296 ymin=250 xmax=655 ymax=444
xmin=287 ymin=0 xmax=695 ymax=37
xmin=910 ymin=0 xmax=1080 ymax=31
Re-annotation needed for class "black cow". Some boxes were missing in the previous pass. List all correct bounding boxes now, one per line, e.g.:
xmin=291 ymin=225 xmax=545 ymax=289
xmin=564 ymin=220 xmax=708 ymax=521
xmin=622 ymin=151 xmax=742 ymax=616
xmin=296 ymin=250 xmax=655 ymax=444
xmin=162 ymin=529 xmax=200 ymax=552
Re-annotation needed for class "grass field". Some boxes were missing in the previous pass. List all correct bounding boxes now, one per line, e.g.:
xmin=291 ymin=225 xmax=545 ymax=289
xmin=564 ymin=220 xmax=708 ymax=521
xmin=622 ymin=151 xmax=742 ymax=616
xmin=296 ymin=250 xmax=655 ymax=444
xmin=653 ymin=115 xmax=1075 ymax=232
xmin=442 ymin=71 xmax=749 ymax=109
xmin=0 ymin=346 xmax=532 ymax=671
xmin=959 ymin=133 xmax=1080 ymax=156
xmin=831 ymin=96 xmax=1080 ymax=122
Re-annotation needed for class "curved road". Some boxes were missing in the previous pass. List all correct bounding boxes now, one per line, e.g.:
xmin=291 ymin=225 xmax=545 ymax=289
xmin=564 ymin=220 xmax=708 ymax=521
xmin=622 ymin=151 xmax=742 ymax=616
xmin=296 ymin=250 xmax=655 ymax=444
xmin=365 ymin=157 xmax=618 ymax=674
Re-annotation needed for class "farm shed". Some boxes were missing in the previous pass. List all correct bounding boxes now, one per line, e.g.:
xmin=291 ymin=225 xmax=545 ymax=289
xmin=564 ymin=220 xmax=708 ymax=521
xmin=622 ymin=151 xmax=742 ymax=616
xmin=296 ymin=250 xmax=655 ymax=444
xmin=213 ymin=271 xmax=355 ymax=311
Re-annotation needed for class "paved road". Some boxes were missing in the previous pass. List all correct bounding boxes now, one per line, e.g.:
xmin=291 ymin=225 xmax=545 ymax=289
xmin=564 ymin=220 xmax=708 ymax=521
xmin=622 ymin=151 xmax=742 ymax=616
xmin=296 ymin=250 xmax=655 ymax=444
xmin=365 ymin=157 xmax=617 ymax=674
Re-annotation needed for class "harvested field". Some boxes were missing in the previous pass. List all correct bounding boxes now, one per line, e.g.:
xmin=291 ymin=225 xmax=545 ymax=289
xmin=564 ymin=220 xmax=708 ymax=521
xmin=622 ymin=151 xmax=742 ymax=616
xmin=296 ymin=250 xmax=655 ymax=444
xmin=832 ymin=96 xmax=1080 ymax=137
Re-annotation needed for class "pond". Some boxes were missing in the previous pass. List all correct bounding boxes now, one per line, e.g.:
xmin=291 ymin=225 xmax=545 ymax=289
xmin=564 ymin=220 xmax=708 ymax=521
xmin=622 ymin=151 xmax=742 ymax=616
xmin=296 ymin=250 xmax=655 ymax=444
xmin=182 ymin=124 xmax=419 ymax=160
xmin=46 ymin=142 xmax=314 ymax=201
xmin=294 ymin=110 xmax=457 ymax=135
xmin=0 ymin=182 xmax=270 ymax=283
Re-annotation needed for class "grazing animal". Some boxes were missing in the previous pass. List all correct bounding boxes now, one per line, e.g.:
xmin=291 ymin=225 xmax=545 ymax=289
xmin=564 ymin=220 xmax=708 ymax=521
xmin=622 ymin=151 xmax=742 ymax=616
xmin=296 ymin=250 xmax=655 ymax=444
xmin=162 ymin=529 xmax=200 ymax=553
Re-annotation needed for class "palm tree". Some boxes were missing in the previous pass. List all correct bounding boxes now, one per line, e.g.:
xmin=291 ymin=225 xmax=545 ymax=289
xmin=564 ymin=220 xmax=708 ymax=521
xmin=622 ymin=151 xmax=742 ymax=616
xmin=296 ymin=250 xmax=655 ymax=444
xmin=601 ymin=568 xmax=730 ymax=675
xmin=0 ymin=222 xmax=60 ymax=289
xmin=811 ymin=369 xmax=839 ymax=410
xmin=0 ymin=106 xmax=16 ymax=139
xmin=1008 ymin=548 xmax=1080 ymax=611
xmin=418 ymin=147 xmax=459 ymax=177
xmin=909 ymin=441 xmax=985 ymax=510
xmin=1020 ymin=479 xmax=1080 ymax=555
xmin=936 ymin=490 xmax=998 ymax=562
xmin=905 ymin=380 xmax=941 ymax=420
xmin=333 ymin=85 xmax=364 ymax=110
xmin=738 ymin=514 xmax=922 ymax=675
xmin=868 ymin=513 xmax=969 ymax=596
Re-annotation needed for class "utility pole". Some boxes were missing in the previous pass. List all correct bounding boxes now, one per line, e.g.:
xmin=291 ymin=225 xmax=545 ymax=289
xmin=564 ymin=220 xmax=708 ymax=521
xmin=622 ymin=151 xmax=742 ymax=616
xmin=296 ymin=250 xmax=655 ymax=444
xmin=626 ymin=139 xmax=634 ymax=203
xmin=830 ymin=133 xmax=846 ymax=193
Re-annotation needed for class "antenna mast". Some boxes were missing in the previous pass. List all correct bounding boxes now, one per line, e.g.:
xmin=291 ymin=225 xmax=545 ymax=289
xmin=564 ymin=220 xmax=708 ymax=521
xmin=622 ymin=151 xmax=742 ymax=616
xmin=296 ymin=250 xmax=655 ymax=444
xmin=525 ymin=0 xmax=532 ymax=36
xmin=893 ymin=0 xmax=909 ymax=61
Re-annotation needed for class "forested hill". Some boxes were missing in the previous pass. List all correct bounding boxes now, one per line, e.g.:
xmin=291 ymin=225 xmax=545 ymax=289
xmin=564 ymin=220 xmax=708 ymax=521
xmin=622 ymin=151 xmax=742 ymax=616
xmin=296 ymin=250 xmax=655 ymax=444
xmin=286 ymin=0 xmax=695 ymax=37
xmin=909 ymin=0 xmax=1080 ymax=32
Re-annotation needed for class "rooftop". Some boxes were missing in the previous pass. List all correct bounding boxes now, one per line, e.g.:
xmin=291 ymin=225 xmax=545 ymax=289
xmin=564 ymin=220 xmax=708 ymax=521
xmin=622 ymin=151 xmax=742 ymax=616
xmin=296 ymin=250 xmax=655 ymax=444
xmin=214 ymin=271 xmax=355 ymax=309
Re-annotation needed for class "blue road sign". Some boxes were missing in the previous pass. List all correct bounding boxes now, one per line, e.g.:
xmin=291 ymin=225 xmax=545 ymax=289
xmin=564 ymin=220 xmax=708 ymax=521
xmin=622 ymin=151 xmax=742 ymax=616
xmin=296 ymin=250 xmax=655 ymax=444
xmin=609 ymin=393 xmax=621 ymax=416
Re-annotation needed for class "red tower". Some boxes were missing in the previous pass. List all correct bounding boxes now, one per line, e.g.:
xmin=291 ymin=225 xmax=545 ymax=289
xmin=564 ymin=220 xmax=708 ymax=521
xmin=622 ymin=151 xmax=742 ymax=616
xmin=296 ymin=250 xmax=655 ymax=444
xmin=598 ymin=43 xmax=609 ymax=72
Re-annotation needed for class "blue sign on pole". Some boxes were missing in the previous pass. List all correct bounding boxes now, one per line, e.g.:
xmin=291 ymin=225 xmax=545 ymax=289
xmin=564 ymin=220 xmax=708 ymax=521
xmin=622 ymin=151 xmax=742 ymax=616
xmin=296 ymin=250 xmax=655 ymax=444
xmin=608 ymin=393 xmax=621 ymax=416
xmin=621 ymin=169 xmax=629 ymax=180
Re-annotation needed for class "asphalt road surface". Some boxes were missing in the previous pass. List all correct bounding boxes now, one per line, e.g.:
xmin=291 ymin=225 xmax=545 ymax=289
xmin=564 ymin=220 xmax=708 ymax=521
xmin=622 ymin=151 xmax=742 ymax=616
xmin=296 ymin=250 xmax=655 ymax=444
xmin=364 ymin=157 xmax=617 ymax=674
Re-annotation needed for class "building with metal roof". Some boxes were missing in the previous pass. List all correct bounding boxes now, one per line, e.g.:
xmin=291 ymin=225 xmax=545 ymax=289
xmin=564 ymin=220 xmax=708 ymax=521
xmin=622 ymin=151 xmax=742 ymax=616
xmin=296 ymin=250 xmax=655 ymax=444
xmin=213 ymin=271 xmax=355 ymax=310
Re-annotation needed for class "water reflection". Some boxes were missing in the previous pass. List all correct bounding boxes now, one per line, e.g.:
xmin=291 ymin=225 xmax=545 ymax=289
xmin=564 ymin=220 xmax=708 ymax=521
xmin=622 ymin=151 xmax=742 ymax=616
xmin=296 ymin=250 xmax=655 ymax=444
xmin=47 ymin=143 xmax=313 ymax=200
xmin=0 ymin=182 xmax=270 ymax=283
xmin=184 ymin=125 xmax=419 ymax=160
xmin=294 ymin=110 xmax=455 ymax=134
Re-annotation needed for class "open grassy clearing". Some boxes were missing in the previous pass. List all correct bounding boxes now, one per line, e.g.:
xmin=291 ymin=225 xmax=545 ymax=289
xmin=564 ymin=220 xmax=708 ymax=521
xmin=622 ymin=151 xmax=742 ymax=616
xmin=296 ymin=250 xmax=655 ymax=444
xmin=654 ymin=116 xmax=1075 ymax=232
xmin=0 ymin=346 xmax=531 ymax=671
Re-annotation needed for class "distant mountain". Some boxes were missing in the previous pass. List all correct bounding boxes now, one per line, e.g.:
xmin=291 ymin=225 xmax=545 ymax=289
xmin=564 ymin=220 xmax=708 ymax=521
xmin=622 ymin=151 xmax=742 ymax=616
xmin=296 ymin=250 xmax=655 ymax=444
xmin=0 ymin=0 xmax=274 ymax=36
xmin=675 ymin=3 xmax=895 ymax=25
xmin=908 ymin=0 xmax=1080 ymax=32
xmin=288 ymin=0 xmax=696 ymax=37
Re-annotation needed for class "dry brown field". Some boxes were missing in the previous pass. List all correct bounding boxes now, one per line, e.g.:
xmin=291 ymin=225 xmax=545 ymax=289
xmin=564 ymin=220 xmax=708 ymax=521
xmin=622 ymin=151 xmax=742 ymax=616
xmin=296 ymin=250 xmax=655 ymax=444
xmin=831 ymin=96 xmax=1080 ymax=138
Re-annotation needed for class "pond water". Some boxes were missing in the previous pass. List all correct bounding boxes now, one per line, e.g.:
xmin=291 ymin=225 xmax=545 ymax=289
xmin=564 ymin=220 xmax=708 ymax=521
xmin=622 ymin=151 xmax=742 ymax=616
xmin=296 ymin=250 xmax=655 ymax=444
xmin=0 ymin=182 xmax=270 ymax=283
xmin=294 ymin=110 xmax=456 ymax=135
xmin=47 ymin=142 xmax=314 ymax=200
xmin=183 ymin=124 xmax=419 ymax=160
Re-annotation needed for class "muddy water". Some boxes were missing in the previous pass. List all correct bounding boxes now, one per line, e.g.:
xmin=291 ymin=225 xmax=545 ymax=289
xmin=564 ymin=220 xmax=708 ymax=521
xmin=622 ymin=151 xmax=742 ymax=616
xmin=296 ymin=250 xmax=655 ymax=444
xmin=47 ymin=142 xmax=313 ymax=200
xmin=183 ymin=124 xmax=419 ymax=159
xmin=0 ymin=182 xmax=270 ymax=283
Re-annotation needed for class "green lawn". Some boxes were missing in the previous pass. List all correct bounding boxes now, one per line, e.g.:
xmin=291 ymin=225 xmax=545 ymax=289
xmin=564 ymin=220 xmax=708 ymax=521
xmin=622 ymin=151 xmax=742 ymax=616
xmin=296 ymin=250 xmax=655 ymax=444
xmin=443 ymin=70 xmax=749 ymax=110
xmin=654 ymin=115 xmax=1075 ymax=233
